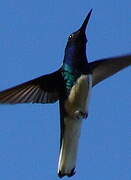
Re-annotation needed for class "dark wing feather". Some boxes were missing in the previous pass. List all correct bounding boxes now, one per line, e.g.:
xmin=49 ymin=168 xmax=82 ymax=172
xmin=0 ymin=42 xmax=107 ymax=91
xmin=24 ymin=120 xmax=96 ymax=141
xmin=90 ymin=55 xmax=131 ymax=86
xmin=0 ymin=69 xmax=64 ymax=104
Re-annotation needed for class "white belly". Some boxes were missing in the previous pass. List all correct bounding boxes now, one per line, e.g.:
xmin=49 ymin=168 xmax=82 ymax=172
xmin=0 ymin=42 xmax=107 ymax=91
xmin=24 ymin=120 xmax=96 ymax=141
xmin=65 ymin=74 xmax=92 ymax=118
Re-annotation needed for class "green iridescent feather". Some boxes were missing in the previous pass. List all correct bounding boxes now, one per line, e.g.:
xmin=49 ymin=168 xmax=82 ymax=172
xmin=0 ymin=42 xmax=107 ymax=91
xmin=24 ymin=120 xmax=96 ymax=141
xmin=62 ymin=64 xmax=80 ymax=92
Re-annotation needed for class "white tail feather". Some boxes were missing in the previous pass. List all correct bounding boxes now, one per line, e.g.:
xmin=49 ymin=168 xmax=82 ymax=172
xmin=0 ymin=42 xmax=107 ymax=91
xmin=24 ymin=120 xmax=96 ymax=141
xmin=58 ymin=116 xmax=83 ymax=176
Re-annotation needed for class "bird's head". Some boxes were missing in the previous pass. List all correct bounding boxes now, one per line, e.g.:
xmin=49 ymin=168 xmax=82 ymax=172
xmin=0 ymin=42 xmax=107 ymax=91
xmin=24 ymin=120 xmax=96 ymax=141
xmin=64 ymin=9 xmax=92 ymax=67
xmin=68 ymin=9 xmax=92 ymax=46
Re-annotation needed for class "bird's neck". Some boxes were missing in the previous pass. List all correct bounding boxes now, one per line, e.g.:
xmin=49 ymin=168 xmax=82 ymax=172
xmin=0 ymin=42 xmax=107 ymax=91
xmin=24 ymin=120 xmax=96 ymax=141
xmin=63 ymin=46 xmax=90 ymax=74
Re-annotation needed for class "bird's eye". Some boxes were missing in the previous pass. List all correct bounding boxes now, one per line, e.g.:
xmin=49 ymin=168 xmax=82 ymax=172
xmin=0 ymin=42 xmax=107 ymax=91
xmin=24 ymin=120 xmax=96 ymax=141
xmin=69 ymin=34 xmax=73 ymax=39
xmin=69 ymin=35 xmax=72 ymax=39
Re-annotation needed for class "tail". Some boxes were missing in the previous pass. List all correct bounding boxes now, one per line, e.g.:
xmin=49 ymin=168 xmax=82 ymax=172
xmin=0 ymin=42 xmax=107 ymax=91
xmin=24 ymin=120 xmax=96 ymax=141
xmin=57 ymin=116 xmax=83 ymax=178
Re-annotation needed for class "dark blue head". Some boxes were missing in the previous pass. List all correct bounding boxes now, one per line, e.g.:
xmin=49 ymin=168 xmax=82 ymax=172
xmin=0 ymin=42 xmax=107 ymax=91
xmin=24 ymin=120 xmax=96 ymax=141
xmin=64 ymin=9 xmax=92 ymax=72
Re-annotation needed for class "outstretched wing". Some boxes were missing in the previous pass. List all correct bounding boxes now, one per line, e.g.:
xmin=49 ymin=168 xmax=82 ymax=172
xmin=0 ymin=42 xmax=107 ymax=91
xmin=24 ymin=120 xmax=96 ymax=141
xmin=0 ymin=69 xmax=64 ymax=104
xmin=90 ymin=55 xmax=131 ymax=86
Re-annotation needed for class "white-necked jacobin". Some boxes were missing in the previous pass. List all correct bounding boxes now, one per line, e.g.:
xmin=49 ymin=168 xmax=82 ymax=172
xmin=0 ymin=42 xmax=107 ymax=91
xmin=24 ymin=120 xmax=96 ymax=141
xmin=0 ymin=9 xmax=131 ymax=178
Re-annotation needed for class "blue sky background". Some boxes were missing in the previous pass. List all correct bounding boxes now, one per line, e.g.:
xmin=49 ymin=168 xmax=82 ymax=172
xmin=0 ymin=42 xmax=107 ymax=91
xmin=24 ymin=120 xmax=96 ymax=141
xmin=0 ymin=0 xmax=131 ymax=180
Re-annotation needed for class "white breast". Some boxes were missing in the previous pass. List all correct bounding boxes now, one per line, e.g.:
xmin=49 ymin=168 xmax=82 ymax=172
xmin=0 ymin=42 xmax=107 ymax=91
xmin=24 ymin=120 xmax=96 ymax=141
xmin=65 ymin=74 xmax=92 ymax=118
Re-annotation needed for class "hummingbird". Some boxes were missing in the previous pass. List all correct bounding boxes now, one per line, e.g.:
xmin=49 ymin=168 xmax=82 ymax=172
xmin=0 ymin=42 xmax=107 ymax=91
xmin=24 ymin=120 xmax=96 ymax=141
xmin=0 ymin=9 xmax=131 ymax=178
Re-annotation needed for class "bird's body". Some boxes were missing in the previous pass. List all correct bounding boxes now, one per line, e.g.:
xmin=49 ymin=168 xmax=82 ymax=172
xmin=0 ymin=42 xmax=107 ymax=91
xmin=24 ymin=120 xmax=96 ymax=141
xmin=58 ymin=73 xmax=92 ymax=177
xmin=0 ymin=9 xmax=131 ymax=178
xmin=64 ymin=74 xmax=92 ymax=119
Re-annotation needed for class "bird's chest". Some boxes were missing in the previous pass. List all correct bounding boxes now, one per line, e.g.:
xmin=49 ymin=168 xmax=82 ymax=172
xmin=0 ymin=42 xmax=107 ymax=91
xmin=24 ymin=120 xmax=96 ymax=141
xmin=64 ymin=74 xmax=92 ymax=118
xmin=62 ymin=69 xmax=77 ymax=93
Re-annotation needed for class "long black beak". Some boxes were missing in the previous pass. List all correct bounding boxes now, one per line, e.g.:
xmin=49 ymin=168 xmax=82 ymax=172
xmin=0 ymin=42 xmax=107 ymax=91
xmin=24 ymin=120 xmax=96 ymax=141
xmin=79 ymin=9 xmax=92 ymax=32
